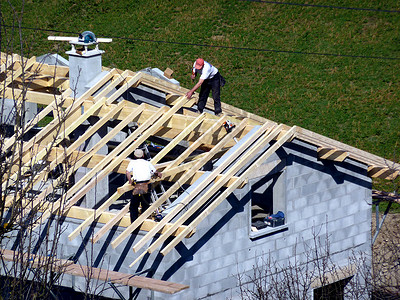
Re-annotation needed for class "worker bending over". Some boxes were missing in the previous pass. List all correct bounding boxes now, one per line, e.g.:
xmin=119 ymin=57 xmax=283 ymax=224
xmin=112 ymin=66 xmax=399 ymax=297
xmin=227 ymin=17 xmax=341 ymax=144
xmin=186 ymin=58 xmax=225 ymax=116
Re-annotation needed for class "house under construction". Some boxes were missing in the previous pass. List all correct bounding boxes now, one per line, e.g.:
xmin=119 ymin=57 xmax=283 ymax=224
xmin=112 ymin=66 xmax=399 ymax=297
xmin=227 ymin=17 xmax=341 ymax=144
xmin=0 ymin=35 xmax=399 ymax=299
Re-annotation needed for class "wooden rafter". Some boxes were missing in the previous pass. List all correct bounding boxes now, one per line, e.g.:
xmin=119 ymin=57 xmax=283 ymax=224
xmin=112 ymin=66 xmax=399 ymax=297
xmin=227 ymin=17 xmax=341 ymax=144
xmin=90 ymin=114 xmax=231 ymax=244
xmin=159 ymin=126 xmax=297 ymax=257
xmin=368 ymin=166 xmax=399 ymax=180
xmin=30 ymin=104 xmax=146 ymax=226
xmin=2 ymin=69 xmax=119 ymax=193
xmin=296 ymin=127 xmax=400 ymax=180
xmin=131 ymin=122 xmax=280 ymax=260
xmin=67 ymin=96 xmax=190 ymax=241
xmin=22 ymin=101 xmax=127 ymax=206
xmin=2 ymin=53 xmax=399 ymax=274
xmin=317 ymin=147 xmax=349 ymax=162
xmin=110 ymin=115 xmax=245 ymax=249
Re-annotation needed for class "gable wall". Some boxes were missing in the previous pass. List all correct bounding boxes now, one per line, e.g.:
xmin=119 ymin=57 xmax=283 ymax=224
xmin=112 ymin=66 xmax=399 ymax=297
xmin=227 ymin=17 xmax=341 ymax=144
xmin=6 ymin=137 xmax=371 ymax=300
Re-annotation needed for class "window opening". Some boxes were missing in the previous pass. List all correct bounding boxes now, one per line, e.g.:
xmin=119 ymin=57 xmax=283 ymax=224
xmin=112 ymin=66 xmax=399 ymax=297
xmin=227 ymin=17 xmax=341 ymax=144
xmin=251 ymin=171 xmax=285 ymax=232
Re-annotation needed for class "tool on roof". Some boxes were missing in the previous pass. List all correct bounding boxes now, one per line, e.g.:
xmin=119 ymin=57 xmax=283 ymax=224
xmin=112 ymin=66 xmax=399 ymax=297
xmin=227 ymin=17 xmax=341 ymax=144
xmin=48 ymin=31 xmax=112 ymax=55
xmin=78 ymin=31 xmax=97 ymax=44
xmin=223 ymin=120 xmax=238 ymax=143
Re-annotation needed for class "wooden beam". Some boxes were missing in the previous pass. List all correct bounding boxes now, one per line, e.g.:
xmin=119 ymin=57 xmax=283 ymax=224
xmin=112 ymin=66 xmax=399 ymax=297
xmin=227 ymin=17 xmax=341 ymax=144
xmin=132 ymin=122 xmax=278 ymax=255
xmin=31 ymin=61 xmax=70 ymax=77
xmin=79 ymin=100 xmax=197 ymax=242
xmin=105 ymin=72 xmax=143 ymax=105
xmin=110 ymin=114 xmax=241 ymax=249
xmin=368 ymin=166 xmax=399 ymax=180
xmin=296 ymin=127 xmax=400 ymax=175
xmin=3 ymin=88 xmax=72 ymax=153
xmin=3 ymin=69 xmax=119 ymax=192
xmin=2 ymin=56 xmax=36 ymax=87
xmin=151 ymin=112 xmax=206 ymax=165
xmin=3 ymin=87 xmax=75 ymax=107
xmin=0 ymin=248 xmax=188 ymax=294
xmin=67 ymin=97 xmax=190 ymax=240
xmin=160 ymin=126 xmax=297 ymax=256
xmin=29 ymin=104 xmax=146 ymax=225
xmin=317 ymin=147 xmax=349 ymax=162
xmin=140 ymin=72 xmax=267 ymax=124
xmin=63 ymin=106 xmax=168 ymax=210
xmin=63 ymin=206 xmax=193 ymax=237
xmin=17 ymin=101 xmax=132 ymax=219
xmin=22 ymin=71 xmax=142 ymax=212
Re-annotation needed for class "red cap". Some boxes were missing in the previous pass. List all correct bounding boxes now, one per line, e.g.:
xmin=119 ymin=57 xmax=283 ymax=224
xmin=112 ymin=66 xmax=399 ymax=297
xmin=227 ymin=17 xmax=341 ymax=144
xmin=195 ymin=58 xmax=204 ymax=70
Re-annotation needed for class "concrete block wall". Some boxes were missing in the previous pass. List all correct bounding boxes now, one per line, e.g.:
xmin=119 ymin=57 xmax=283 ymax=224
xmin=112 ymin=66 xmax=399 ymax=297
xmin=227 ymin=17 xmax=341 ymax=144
xmin=17 ymin=136 xmax=372 ymax=300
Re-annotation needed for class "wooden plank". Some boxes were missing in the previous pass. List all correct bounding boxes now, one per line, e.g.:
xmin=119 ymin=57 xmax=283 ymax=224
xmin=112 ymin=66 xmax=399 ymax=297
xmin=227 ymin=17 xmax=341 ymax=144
xmin=3 ymin=56 xmax=36 ymax=87
xmin=64 ymin=206 xmax=192 ymax=237
xmin=2 ymin=69 xmax=118 ymax=191
xmin=28 ymin=104 xmax=146 ymax=224
xmin=296 ymin=127 xmax=400 ymax=174
xmin=48 ymin=101 xmax=127 ymax=169
xmin=368 ymin=166 xmax=399 ymax=180
xmin=62 ymin=106 xmax=168 ymax=210
xmin=0 ymin=248 xmax=188 ymax=294
xmin=317 ymin=147 xmax=349 ymax=162
xmin=8 ymin=69 xmax=116 ymax=157
xmin=108 ymin=114 xmax=229 ymax=247
xmin=0 ymin=57 xmax=15 ymax=73
xmin=141 ymin=72 xmax=267 ymax=124
xmin=3 ymin=88 xmax=72 ymax=153
xmin=110 ymin=115 xmax=245 ymax=249
xmin=17 ymin=71 xmax=142 ymax=211
xmin=160 ymin=126 xmax=297 ymax=256
xmin=31 ymin=62 xmax=70 ymax=77
xmin=28 ymin=100 xmax=127 ymax=190
xmin=3 ymin=87 xmax=75 ymax=107
xmin=163 ymin=118 xmax=228 ymax=173
xmin=105 ymin=72 xmax=143 ymax=105
xmin=7 ymin=95 xmax=109 ymax=190
xmin=16 ymin=102 xmax=132 ymax=219
xmin=68 ymin=191 xmax=121 ymax=240
xmin=151 ymin=112 xmax=206 ymax=165
xmin=90 ymin=204 xmax=130 ymax=243
xmin=66 ymin=97 xmax=189 ymax=240
xmin=87 ymin=102 xmax=260 ymax=146
xmin=132 ymin=122 xmax=277 ymax=254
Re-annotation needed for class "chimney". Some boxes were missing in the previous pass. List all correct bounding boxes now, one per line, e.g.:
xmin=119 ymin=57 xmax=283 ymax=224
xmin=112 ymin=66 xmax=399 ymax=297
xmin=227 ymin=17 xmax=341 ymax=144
xmin=65 ymin=31 xmax=104 ymax=98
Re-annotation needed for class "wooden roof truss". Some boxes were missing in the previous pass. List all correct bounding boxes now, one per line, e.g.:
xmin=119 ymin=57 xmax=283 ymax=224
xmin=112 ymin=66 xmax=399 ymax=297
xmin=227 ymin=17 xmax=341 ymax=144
xmin=1 ymin=53 xmax=399 ymax=273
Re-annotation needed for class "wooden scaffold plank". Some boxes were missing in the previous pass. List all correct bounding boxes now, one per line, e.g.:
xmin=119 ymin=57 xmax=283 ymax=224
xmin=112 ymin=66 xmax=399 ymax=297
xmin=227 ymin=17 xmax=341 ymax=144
xmin=0 ymin=248 xmax=188 ymax=294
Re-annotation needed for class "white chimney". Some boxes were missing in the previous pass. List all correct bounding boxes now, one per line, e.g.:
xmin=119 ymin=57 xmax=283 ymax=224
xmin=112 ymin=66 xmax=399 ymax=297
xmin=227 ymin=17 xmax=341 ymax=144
xmin=65 ymin=31 xmax=104 ymax=98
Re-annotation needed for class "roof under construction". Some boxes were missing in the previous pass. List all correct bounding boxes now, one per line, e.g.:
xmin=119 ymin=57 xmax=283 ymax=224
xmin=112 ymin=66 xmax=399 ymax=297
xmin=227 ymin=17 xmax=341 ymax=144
xmin=1 ymin=49 xmax=399 ymax=294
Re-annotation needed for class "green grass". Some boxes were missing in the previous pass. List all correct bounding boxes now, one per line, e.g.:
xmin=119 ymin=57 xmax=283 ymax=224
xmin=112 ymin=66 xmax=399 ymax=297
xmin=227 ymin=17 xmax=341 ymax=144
xmin=2 ymin=0 xmax=400 ymax=192
xmin=378 ymin=201 xmax=400 ymax=214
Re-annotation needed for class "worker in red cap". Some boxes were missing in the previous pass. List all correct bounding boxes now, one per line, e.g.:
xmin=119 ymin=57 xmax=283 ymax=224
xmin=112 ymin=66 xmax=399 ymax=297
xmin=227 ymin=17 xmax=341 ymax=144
xmin=186 ymin=58 xmax=225 ymax=116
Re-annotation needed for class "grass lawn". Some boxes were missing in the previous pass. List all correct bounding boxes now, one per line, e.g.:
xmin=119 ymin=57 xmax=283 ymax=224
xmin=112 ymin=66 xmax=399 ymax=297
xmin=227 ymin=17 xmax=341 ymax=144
xmin=2 ymin=0 xmax=400 ymax=192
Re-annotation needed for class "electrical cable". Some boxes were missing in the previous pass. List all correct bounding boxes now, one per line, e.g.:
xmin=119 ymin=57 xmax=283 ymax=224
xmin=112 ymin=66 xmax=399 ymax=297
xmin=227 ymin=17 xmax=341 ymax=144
xmin=2 ymin=24 xmax=400 ymax=61
xmin=239 ymin=0 xmax=400 ymax=13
